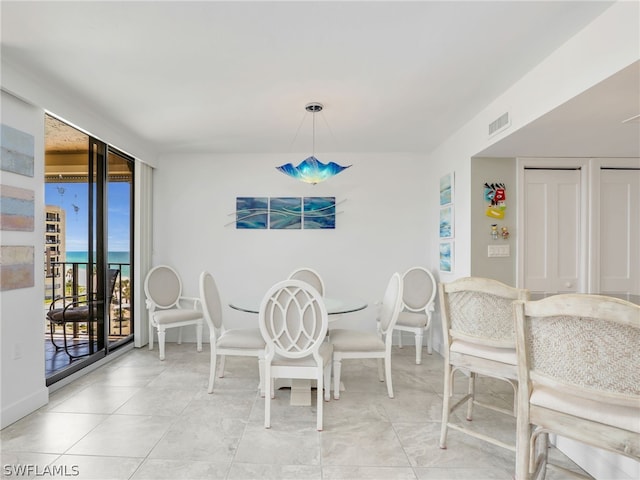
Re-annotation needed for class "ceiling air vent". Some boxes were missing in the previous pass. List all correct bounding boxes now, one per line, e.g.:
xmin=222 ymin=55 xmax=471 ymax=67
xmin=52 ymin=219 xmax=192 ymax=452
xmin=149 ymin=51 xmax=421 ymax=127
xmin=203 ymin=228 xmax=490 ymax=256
xmin=488 ymin=112 xmax=510 ymax=137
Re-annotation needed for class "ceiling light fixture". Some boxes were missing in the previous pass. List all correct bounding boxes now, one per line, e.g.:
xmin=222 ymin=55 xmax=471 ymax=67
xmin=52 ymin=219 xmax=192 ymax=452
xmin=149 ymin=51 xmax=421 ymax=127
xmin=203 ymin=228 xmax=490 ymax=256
xmin=276 ymin=102 xmax=351 ymax=184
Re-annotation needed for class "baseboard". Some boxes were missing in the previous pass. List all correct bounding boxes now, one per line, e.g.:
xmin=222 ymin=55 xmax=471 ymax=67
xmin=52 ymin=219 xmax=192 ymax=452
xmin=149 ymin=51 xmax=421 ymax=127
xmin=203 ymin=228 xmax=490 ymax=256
xmin=556 ymin=436 xmax=639 ymax=480
xmin=1 ymin=386 xmax=48 ymax=429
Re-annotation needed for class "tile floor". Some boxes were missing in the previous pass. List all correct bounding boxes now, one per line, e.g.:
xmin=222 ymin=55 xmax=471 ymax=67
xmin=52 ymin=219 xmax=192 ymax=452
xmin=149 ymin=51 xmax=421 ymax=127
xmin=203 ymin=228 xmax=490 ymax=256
xmin=2 ymin=343 xmax=589 ymax=480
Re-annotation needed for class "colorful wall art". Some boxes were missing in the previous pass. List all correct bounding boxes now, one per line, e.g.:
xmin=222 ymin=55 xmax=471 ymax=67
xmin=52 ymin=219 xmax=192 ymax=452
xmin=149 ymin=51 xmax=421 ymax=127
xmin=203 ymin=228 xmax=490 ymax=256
xmin=439 ymin=241 xmax=453 ymax=273
xmin=439 ymin=172 xmax=455 ymax=272
xmin=270 ymin=197 xmax=302 ymax=229
xmin=439 ymin=205 xmax=453 ymax=239
xmin=235 ymin=197 xmax=268 ymax=229
xmin=303 ymin=197 xmax=336 ymax=229
xmin=1 ymin=124 xmax=35 ymax=177
xmin=0 ymin=245 xmax=35 ymax=291
xmin=484 ymin=182 xmax=507 ymax=219
xmin=0 ymin=184 xmax=35 ymax=231
xmin=440 ymin=172 xmax=454 ymax=206
xmin=231 ymin=197 xmax=338 ymax=229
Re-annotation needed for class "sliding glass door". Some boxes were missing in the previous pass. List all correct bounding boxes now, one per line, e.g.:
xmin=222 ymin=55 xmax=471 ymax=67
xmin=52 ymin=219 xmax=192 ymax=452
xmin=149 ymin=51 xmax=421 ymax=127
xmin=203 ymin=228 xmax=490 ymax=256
xmin=44 ymin=114 xmax=134 ymax=384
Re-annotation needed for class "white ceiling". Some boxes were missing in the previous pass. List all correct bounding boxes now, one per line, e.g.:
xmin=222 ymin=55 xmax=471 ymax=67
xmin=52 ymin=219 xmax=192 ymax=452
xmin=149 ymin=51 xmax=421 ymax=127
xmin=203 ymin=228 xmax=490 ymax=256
xmin=2 ymin=1 xmax=638 ymax=158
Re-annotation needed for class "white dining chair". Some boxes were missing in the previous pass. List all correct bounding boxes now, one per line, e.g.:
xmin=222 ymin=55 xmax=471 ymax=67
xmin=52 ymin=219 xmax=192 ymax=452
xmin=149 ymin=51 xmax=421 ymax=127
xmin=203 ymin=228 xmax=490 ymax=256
xmin=393 ymin=266 xmax=437 ymax=364
xmin=144 ymin=265 xmax=203 ymax=360
xmin=199 ymin=271 xmax=265 ymax=394
xmin=288 ymin=267 xmax=325 ymax=296
xmin=329 ymin=272 xmax=403 ymax=400
xmin=258 ymin=279 xmax=332 ymax=431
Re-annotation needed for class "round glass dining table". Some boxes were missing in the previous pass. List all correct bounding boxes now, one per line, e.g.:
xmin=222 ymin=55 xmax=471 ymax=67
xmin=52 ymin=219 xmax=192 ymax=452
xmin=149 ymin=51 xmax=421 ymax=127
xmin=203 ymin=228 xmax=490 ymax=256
xmin=229 ymin=297 xmax=368 ymax=316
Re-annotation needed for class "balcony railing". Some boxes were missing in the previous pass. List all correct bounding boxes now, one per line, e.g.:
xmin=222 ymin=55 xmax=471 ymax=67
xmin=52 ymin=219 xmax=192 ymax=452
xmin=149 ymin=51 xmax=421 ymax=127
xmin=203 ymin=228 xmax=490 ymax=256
xmin=46 ymin=261 xmax=131 ymax=338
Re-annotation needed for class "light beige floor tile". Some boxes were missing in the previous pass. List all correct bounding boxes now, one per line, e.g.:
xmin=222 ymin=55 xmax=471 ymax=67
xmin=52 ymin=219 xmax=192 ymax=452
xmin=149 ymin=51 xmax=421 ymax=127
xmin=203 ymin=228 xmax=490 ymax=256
xmin=47 ymin=384 xmax=141 ymax=414
xmin=131 ymin=459 xmax=229 ymax=479
xmin=148 ymin=416 xmax=246 ymax=462
xmin=114 ymin=386 xmax=199 ymax=416
xmin=321 ymin=420 xmax=411 ymax=467
xmin=234 ymin=422 xmax=321 ymax=465
xmin=322 ymin=465 xmax=418 ymax=479
xmin=46 ymin=455 xmax=143 ymax=479
xmin=1 ymin=452 xmax=60 ymax=479
xmin=66 ymin=414 xmax=173 ymax=457
xmin=0 ymin=411 xmax=107 ymax=454
xmin=227 ymin=463 xmax=322 ymax=480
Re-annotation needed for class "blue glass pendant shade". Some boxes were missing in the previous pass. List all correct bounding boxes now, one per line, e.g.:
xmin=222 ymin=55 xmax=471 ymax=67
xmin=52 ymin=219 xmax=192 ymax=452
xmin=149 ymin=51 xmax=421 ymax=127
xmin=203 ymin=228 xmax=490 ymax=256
xmin=276 ymin=156 xmax=351 ymax=185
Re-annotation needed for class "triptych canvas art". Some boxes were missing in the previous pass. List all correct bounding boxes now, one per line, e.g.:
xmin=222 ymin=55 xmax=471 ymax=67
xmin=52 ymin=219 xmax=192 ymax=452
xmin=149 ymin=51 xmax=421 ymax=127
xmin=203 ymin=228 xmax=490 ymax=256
xmin=0 ymin=124 xmax=36 ymax=291
xmin=439 ymin=172 xmax=454 ymax=273
xmin=233 ymin=196 xmax=337 ymax=230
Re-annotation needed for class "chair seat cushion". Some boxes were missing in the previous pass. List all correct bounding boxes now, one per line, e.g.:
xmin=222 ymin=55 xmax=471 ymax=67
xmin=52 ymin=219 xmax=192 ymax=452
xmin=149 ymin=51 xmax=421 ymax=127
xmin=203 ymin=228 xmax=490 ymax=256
xmin=450 ymin=339 xmax=516 ymax=365
xmin=47 ymin=306 xmax=90 ymax=323
xmin=218 ymin=328 xmax=265 ymax=349
xmin=531 ymin=386 xmax=640 ymax=433
xmin=154 ymin=308 xmax=202 ymax=325
xmin=396 ymin=311 xmax=427 ymax=328
xmin=330 ymin=329 xmax=384 ymax=352
xmin=272 ymin=341 xmax=333 ymax=367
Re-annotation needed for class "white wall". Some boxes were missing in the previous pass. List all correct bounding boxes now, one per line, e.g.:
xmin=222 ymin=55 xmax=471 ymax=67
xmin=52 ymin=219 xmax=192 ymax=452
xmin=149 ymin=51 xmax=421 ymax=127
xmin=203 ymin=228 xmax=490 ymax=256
xmin=0 ymin=91 xmax=48 ymax=428
xmin=152 ymin=152 xmax=432 ymax=338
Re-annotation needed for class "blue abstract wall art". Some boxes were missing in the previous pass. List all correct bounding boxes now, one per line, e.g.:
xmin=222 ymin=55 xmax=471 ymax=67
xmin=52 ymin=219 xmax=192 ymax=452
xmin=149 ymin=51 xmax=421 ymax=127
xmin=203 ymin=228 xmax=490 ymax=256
xmin=303 ymin=197 xmax=336 ymax=229
xmin=235 ymin=197 xmax=268 ymax=229
xmin=230 ymin=197 xmax=338 ymax=229
xmin=270 ymin=197 xmax=302 ymax=229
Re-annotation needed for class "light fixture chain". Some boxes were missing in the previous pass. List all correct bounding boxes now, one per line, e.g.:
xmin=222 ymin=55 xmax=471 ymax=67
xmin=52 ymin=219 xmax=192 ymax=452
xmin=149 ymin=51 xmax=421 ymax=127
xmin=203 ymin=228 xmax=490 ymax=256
xmin=312 ymin=110 xmax=316 ymax=157
xmin=287 ymin=110 xmax=308 ymax=153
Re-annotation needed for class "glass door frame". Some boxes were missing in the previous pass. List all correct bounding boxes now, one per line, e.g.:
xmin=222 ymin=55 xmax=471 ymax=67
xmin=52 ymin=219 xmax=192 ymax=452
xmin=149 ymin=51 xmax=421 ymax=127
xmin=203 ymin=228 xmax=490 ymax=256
xmin=45 ymin=115 xmax=135 ymax=385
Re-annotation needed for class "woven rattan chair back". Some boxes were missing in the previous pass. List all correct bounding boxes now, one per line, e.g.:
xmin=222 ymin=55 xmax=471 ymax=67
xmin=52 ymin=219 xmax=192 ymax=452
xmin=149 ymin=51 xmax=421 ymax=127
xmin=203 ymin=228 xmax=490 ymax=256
xmin=514 ymin=294 xmax=640 ymax=480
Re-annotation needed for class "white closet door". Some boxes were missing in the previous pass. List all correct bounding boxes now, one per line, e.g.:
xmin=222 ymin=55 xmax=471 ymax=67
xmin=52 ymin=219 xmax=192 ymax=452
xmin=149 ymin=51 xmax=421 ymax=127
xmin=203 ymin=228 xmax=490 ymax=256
xmin=599 ymin=169 xmax=640 ymax=294
xmin=523 ymin=169 xmax=581 ymax=293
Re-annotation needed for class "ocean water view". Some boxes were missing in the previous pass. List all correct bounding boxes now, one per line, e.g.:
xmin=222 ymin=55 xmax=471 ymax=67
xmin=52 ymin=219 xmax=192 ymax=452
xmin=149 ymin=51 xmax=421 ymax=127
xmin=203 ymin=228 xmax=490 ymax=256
xmin=65 ymin=251 xmax=130 ymax=279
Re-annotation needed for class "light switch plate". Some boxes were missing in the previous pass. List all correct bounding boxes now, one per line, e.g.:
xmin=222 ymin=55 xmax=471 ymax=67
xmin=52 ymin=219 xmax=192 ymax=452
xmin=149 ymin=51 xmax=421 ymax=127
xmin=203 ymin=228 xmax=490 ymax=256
xmin=488 ymin=244 xmax=510 ymax=257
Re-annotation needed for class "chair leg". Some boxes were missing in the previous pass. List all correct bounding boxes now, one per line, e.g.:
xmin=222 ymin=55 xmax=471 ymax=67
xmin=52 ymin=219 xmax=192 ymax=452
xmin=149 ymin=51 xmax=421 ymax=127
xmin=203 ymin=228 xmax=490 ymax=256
xmin=218 ymin=355 xmax=227 ymax=378
xmin=158 ymin=327 xmax=166 ymax=360
xmin=466 ymin=372 xmax=476 ymax=421
xmin=439 ymin=362 xmax=453 ymax=449
xmin=426 ymin=325 xmax=433 ymax=355
xmin=414 ymin=332 xmax=423 ymax=365
xmin=177 ymin=326 xmax=183 ymax=345
xmin=333 ymin=357 xmax=342 ymax=400
xmin=208 ymin=345 xmax=217 ymax=394
xmin=323 ymin=362 xmax=331 ymax=402
xmin=258 ymin=357 xmax=265 ymax=397
xmin=148 ymin=321 xmax=154 ymax=350
xmin=515 ymin=413 xmax=531 ymax=480
xmin=49 ymin=321 xmax=63 ymax=350
xmin=398 ymin=331 xmax=403 ymax=348
xmin=384 ymin=356 xmax=394 ymax=398
xmin=196 ymin=322 xmax=203 ymax=352
xmin=317 ymin=371 xmax=324 ymax=431
xmin=264 ymin=365 xmax=271 ymax=428
xmin=61 ymin=322 xmax=90 ymax=360
xmin=377 ymin=358 xmax=384 ymax=382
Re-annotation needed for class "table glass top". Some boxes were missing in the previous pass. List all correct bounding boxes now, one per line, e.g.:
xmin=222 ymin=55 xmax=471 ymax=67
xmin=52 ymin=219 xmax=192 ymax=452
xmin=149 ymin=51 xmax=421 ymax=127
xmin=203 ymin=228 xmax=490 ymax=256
xmin=229 ymin=296 xmax=368 ymax=315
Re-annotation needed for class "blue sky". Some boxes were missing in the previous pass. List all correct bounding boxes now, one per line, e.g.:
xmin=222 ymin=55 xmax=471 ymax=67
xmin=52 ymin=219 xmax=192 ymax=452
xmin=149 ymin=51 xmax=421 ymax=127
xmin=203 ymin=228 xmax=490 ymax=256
xmin=45 ymin=182 xmax=131 ymax=252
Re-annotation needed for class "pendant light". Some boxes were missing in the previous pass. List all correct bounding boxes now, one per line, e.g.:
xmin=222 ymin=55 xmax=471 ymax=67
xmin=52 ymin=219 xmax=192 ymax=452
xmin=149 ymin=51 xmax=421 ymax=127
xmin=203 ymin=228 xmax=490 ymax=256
xmin=276 ymin=102 xmax=351 ymax=184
